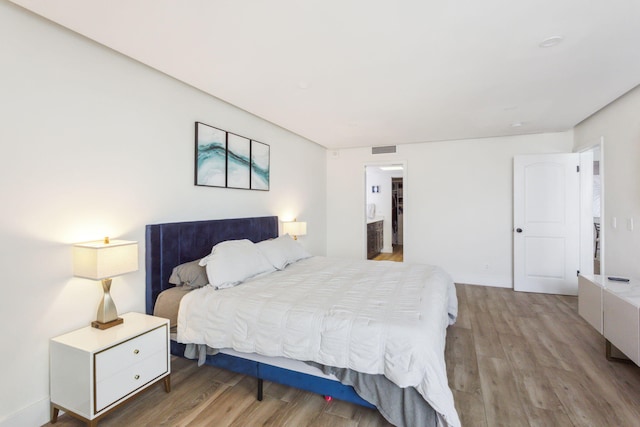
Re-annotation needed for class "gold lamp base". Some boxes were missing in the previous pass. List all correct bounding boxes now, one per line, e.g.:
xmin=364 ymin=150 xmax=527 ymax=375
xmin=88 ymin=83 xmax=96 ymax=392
xmin=91 ymin=317 xmax=124 ymax=330
xmin=92 ymin=278 xmax=123 ymax=330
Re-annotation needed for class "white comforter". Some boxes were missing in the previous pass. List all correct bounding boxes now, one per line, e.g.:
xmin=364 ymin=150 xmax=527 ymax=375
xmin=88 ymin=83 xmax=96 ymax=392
xmin=178 ymin=256 xmax=460 ymax=427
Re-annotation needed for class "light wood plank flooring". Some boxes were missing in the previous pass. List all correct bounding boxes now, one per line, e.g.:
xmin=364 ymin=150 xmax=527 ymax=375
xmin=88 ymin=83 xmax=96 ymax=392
xmin=372 ymin=245 xmax=403 ymax=262
xmin=44 ymin=284 xmax=640 ymax=426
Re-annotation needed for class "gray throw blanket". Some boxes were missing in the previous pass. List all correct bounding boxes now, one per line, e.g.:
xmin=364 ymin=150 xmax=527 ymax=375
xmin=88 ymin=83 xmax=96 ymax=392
xmin=309 ymin=363 xmax=438 ymax=427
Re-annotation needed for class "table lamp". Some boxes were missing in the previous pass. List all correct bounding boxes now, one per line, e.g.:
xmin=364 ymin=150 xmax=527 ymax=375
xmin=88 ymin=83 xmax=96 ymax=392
xmin=73 ymin=237 xmax=138 ymax=329
xmin=282 ymin=219 xmax=307 ymax=240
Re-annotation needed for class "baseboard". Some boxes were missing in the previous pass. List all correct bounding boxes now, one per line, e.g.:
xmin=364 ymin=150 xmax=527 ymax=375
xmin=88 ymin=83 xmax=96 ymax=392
xmin=451 ymin=273 xmax=512 ymax=288
xmin=0 ymin=397 xmax=50 ymax=427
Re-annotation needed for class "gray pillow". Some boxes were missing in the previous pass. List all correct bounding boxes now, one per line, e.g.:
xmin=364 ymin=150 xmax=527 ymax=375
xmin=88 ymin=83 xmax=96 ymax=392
xmin=168 ymin=259 xmax=209 ymax=289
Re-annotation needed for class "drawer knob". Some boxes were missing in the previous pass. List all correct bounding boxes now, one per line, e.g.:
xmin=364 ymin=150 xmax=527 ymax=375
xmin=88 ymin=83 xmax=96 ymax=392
xmin=133 ymin=349 xmax=140 ymax=355
xmin=134 ymin=374 xmax=140 ymax=380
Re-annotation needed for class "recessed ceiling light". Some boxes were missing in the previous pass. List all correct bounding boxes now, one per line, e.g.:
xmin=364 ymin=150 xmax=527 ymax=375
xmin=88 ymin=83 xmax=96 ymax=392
xmin=511 ymin=122 xmax=523 ymax=128
xmin=539 ymin=35 xmax=564 ymax=48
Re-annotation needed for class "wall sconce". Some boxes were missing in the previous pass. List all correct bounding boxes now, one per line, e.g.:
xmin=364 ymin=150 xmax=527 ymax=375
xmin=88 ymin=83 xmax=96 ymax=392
xmin=282 ymin=219 xmax=307 ymax=240
xmin=73 ymin=237 xmax=138 ymax=330
xmin=371 ymin=186 xmax=380 ymax=193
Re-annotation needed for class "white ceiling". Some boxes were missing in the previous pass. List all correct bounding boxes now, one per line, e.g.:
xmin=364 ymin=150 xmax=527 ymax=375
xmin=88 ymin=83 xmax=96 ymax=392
xmin=10 ymin=0 xmax=640 ymax=149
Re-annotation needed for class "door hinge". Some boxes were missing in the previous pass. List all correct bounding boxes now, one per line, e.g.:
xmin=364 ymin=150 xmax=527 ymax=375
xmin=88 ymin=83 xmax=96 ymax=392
xmin=577 ymin=165 xmax=580 ymax=172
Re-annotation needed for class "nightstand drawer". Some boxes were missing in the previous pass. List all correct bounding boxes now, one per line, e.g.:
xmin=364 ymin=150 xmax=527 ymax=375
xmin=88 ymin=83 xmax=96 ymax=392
xmin=95 ymin=325 xmax=167 ymax=382
xmin=96 ymin=349 xmax=167 ymax=412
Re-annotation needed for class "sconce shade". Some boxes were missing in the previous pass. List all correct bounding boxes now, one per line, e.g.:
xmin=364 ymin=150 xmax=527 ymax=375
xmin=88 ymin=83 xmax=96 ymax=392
xmin=282 ymin=221 xmax=307 ymax=238
xmin=73 ymin=240 xmax=138 ymax=280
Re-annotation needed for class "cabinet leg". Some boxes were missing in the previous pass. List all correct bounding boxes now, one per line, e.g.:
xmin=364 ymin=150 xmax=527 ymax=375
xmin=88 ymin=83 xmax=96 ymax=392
xmin=605 ymin=340 xmax=633 ymax=364
xmin=163 ymin=375 xmax=171 ymax=393
xmin=50 ymin=405 xmax=59 ymax=424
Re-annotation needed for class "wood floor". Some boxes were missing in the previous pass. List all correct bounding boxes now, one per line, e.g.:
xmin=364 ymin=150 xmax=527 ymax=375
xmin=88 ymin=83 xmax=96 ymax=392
xmin=45 ymin=284 xmax=640 ymax=427
xmin=372 ymin=245 xmax=403 ymax=262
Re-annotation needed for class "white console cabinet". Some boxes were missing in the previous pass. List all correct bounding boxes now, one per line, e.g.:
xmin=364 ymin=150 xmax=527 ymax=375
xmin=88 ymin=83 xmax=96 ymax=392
xmin=50 ymin=312 xmax=170 ymax=426
xmin=578 ymin=275 xmax=640 ymax=365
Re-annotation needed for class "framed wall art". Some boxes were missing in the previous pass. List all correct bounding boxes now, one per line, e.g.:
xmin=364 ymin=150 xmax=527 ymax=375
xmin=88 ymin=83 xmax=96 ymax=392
xmin=250 ymin=140 xmax=270 ymax=191
xmin=195 ymin=122 xmax=227 ymax=188
xmin=227 ymin=133 xmax=251 ymax=189
xmin=194 ymin=122 xmax=270 ymax=191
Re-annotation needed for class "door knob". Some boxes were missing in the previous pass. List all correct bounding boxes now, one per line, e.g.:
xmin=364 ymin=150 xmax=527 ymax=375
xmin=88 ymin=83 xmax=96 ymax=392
xmin=516 ymin=228 xmax=523 ymax=233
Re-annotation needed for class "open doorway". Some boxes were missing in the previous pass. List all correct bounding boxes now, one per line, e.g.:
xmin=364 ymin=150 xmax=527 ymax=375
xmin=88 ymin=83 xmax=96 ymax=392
xmin=576 ymin=138 xmax=604 ymax=278
xmin=365 ymin=164 xmax=404 ymax=262
xmin=590 ymin=145 xmax=603 ymax=274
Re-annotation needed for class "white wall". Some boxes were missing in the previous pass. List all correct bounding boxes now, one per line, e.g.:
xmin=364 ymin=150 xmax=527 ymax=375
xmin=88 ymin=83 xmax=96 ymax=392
xmin=327 ymin=132 xmax=574 ymax=287
xmin=0 ymin=3 xmax=326 ymax=426
xmin=574 ymin=85 xmax=640 ymax=279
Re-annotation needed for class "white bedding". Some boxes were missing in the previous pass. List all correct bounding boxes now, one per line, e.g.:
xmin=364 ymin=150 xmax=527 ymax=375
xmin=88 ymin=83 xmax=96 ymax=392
xmin=178 ymin=256 xmax=460 ymax=427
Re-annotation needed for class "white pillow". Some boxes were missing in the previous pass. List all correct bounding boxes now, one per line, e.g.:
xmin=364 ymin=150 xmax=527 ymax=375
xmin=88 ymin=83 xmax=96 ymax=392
xmin=199 ymin=239 xmax=275 ymax=289
xmin=256 ymin=234 xmax=311 ymax=270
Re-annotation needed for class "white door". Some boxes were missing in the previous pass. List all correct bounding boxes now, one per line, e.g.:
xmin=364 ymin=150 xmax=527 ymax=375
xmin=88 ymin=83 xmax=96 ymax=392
xmin=514 ymin=153 xmax=580 ymax=295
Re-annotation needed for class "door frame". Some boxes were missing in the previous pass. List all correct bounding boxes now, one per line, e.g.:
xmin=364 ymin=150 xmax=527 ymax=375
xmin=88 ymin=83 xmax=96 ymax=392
xmin=364 ymin=160 xmax=407 ymax=260
xmin=576 ymin=136 xmax=605 ymax=276
xmin=578 ymin=149 xmax=594 ymax=277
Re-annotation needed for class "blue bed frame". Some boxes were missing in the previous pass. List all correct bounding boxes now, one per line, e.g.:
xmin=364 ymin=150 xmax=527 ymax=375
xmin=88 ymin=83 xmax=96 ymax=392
xmin=145 ymin=216 xmax=374 ymax=408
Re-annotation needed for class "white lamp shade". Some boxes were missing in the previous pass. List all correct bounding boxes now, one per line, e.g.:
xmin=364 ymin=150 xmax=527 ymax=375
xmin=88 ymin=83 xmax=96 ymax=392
xmin=73 ymin=240 xmax=138 ymax=280
xmin=283 ymin=221 xmax=307 ymax=237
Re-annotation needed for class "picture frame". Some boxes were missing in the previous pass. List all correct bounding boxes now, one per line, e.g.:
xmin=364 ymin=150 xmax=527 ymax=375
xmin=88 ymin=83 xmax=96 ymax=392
xmin=195 ymin=122 xmax=226 ymax=188
xmin=250 ymin=140 xmax=270 ymax=191
xmin=194 ymin=122 xmax=270 ymax=191
xmin=226 ymin=133 xmax=251 ymax=189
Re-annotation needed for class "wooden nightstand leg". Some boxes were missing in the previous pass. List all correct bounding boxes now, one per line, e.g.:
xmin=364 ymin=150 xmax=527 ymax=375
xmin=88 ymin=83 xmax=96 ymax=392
xmin=163 ymin=375 xmax=171 ymax=393
xmin=50 ymin=404 xmax=59 ymax=423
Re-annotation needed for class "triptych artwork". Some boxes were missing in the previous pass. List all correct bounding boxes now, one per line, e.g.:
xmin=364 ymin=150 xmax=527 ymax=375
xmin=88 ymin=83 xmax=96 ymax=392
xmin=195 ymin=122 xmax=270 ymax=191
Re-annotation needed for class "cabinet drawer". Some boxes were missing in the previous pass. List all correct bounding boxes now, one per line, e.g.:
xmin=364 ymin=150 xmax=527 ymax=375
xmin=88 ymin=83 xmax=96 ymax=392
xmin=95 ymin=349 xmax=167 ymax=413
xmin=95 ymin=326 xmax=166 ymax=382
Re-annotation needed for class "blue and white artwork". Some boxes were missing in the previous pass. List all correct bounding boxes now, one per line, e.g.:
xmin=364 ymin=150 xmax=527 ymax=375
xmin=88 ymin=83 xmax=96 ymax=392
xmin=195 ymin=122 xmax=270 ymax=191
xmin=227 ymin=133 xmax=250 ymax=189
xmin=196 ymin=122 xmax=226 ymax=187
xmin=251 ymin=140 xmax=270 ymax=191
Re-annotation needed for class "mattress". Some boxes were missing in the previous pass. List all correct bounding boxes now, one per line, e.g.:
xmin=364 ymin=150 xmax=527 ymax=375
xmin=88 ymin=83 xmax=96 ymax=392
xmin=154 ymin=286 xmax=339 ymax=380
xmin=177 ymin=256 xmax=459 ymax=427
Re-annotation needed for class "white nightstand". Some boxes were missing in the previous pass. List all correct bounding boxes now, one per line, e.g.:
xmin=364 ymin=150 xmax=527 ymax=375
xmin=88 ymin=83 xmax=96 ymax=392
xmin=50 ymin=312 xmax=170 ymax=426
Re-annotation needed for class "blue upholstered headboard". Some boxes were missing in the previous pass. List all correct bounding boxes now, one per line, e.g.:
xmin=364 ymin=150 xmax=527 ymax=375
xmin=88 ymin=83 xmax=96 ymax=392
xmin=145 ymin=216 xmax=279 ymax=314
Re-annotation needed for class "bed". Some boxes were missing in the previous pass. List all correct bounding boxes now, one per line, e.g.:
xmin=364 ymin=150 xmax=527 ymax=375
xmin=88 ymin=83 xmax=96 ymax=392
xmin=145 ymin=216 xmax=460 ymax=427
